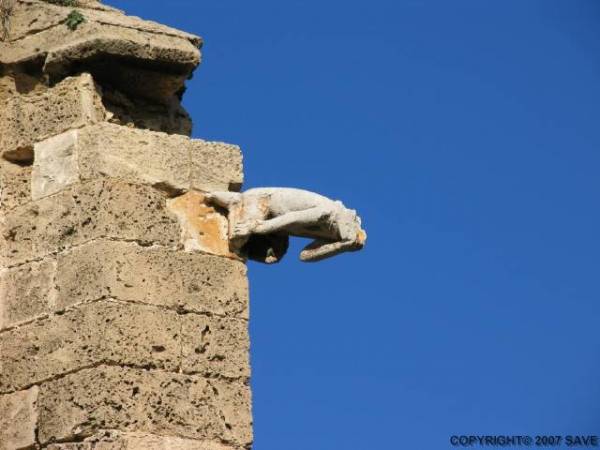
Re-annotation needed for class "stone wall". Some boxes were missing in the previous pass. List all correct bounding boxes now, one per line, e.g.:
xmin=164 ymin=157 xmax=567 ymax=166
xmin=0 ymin=1 xmax=252 ymax=449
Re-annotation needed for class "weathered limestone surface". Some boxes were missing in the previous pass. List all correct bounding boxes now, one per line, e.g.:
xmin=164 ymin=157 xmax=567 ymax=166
xmin=102 ymin=86 xmax=193 ymax=135
xmin=0 ymin=386 xmax=38 ymax=450
xmin=47 ymin=431 xmax=239 ymax=450
xmin=0 ymin=301 xmax=179 ymax=392
xmin=0 ymin=72 xmax=46 ymax=102
xmin=55 ymin=240 xmax=248 ymax=317
xmin=0 ymin=1 xmax=252 ymax=448
xmin=0 ymin=73 xmax=106 ymax=159
xmin=6 ymin=1 xmax=197 ymax=43
xmin=1 ymin=1 xmax=201 ymax=61
xmin=191 ymin=141 xmax=244 ymax=193
xmin=0 ymin=179 xmax=181 ymax=267
xmin=0 ymin=240 xmax=248 ymax=332
xmin=0 ymin=257 xmax=57 ymax=330
xmin=37 ymin=366 xmax=251 ymax=447
xmin=0 ymin=299 xmax=249 ymax=392
xmin=0 ymin=157 xmax=31 ymax=211
xmin=33 ymin=125 xmax=189 ymax=199
xmin=1 ymin=1 xmax=201 ymax=103
xmin=31 ymin=123 xmax=243 ymax=199
xmin=42 ymin=24 xmax=197 ymax=102
xmin=181 ymin=313 xmax=249 ymax=378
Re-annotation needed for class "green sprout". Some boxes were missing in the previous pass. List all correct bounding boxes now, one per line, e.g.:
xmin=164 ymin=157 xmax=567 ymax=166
xmin=65 ymin=9 xmax=84 ymax=30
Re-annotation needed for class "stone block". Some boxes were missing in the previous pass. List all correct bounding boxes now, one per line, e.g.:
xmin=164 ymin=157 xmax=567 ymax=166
xmin=0 ymin=74 xmax=106 ymax=158
xmin=0 ymin=257 xmax=57 ymax=330
xmin=181 ymin=314 xmax=250 ymax=378
xmin=0 ymin=76 xmax=17 ymax=103
xmin=32 ymin=124 xmax=191 ymax=199
xmin=76 ymin=124 xmax=190 ymax=191
xmin=55 ymin=240 xmax=248 ymax=318
xmin=47 ymin=431 xmax=238 ymax=450
xmin=0 ymin=299 xmax=249 ymax=392
xmin=31 ymin=125 xmax=244 ymax=200
xmin=0 ymin=179 xmax=180 ymax=267
xmin=0 ymin=73 xmax=45 ymax=103
xmin=0 ymin=158 xmax=32 ymax=211
xmin=0 ymin=386 xmax=38 ymax=450
xmin=191 ymin=141 xmax=243 ymax=192
xmin=0 ymin=300 xmax=180 ymax=392
xmin=103 ymin=87 xmax=193 ymax=136
xmin=37 ymin=366 xmax=252 ymax=447
xmin=32 ymin=130 xmax=80 ymax=200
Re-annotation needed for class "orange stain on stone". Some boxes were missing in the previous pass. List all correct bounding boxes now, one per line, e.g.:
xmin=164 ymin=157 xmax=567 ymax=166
xmin=167 ymin=191 xmax=239 ymax=259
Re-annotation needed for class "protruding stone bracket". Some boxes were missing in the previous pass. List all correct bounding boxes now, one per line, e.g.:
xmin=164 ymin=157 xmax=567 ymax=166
xmin=167 ymin=191 xmax=240 ymax=260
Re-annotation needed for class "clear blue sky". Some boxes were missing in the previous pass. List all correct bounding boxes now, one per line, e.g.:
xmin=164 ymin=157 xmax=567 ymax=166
xmin=111 ymin=1 xmax=600 ymax=448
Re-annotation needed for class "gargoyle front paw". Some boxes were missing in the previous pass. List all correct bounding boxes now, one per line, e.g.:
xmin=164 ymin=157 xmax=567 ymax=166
xmin=232 ymin=222 xmax=254 ymax=237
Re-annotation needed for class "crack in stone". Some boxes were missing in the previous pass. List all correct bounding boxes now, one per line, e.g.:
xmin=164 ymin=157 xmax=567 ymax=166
xmin=1 ymin=233 xmax=244 ymax=271
xmin=0 ymin=295 xmax=248 ymax=337
xmin=0 ymin=361 xmax=249 ymax=396
xmin=7 ymin=1 xmax=200 ymax=44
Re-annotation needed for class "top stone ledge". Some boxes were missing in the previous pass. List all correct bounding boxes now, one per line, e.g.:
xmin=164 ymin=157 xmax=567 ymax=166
xmin=0 ymin=1 xmax=202 ymax=100
xmin=5 ymin=0 xmax=201 ymax=45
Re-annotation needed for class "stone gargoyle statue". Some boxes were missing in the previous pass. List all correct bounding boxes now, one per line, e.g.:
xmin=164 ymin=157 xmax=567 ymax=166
xmin=206 ymin=188 xmax=367 ymax=263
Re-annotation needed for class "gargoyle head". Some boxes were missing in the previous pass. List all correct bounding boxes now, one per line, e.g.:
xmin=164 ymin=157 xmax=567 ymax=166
xmin=336 ymin=207 xmax=367 ymax=248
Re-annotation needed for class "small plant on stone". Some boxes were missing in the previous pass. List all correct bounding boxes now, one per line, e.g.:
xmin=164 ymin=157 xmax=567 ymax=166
xmin=65 ymin=9 xmax=85 ymax=30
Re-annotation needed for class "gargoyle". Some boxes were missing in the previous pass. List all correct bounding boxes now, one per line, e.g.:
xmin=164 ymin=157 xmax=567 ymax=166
xmin=206 ymin=188 xmax=367 ymax=263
